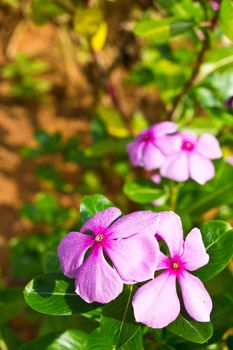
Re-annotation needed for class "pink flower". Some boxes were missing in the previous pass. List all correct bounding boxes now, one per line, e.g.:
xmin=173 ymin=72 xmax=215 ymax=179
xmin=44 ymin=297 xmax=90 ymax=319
xmin=58 ymin=207 xmax=159 ymax=304
xmin=210 ymin=0 xmax=220 ymax=10
xmin=127 ymin=122 xmax=177 ymax=171
xmin=132 ymin=212 xmax=212 ymax=329
xmin=160 ymin=132 xmax=222 ymax=184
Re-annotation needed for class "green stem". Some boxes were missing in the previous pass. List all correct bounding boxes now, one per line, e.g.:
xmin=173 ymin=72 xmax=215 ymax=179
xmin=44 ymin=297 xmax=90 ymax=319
xmin=169 ymin=183 xmax=182 ymax=211
xmin=116 ymin=285 xmax=134 ymax=347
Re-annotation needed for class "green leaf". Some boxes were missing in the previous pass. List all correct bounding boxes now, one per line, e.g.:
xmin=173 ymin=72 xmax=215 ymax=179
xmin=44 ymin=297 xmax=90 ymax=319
xmin=220 ymin=0 xmax=233 ymax=42
xmin=0 ymin=326 xmax=22 ymax=350
xmin=101 ymin=286 xmax=142 ymax=349
xmin=167 ymin=315 xmax=213 ymax=344
xmin=85 ymin=138 xmax=129 ymax=158
xmin=24 ymin=273 xmax=99 ymax=316
xmin=97 ymin=106 xmax=129 ymax=138
xmin=158 ymin=0 xmax=201 ymax=20
xmin=42 ymin=251 xmax=62 ymax=274
xmin=194 ymin=221 xmax=233 ymax=281
xmin=20 ymin=329 xmax=87 ymax=350
xmin=85 ymin=329 xmax=114 ymax=350
xmin=198 ymin=47 xmax=233 ymax=81
xmin=31 ymin=0 xmax=68 ymax=25
xmin=123 ymin=179 xmax=165 ymax=204
xmin=74 ymin=7 xmax=103 ymax=37
xmin=134 ymin=17 xmax=194 ymax=43
xmin=182 ymin=162 xmax=233 ymax=217
xmin=80 ymin=194 xmax=114 ymax=224
xmin=86 ymin=327 xmax=143 ymax=350
xmin=0 ymin=288 xmax=25 ymax=326
xmin=210 ymin=295 xmax=233 ymax=342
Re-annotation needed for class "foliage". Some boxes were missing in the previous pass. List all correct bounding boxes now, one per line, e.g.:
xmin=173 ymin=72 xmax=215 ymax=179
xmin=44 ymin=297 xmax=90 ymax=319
xmin=0 ymin=0 xmax=233 ymax=349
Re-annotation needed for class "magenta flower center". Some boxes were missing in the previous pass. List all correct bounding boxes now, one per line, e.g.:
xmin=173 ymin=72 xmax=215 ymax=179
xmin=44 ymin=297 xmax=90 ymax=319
xmin=181 ymin=140 xmax=194 ymax=152
xmin=141 ymin=131 xmax=154 ymax=143
xmin=95 ymin=234 xmax=104 ymax=243
xmin=169 ymin=257 xmax=184 ymax=274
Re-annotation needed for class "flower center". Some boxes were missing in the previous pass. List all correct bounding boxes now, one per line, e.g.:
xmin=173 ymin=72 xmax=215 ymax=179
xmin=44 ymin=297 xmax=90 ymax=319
xmin=172 ymin=262 xmax=179 ymax=269
xmin=169 ymin=257 xmax=184 ymax=274
xmin=95 ymin=234 xmax=104 ymax=243
xmin=141 ymin=132 xmax=154 ymax=143
xmin=181 ymin=140 xmax=194 ymax=152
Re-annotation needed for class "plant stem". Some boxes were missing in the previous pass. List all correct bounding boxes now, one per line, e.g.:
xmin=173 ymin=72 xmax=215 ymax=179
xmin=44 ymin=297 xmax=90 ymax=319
xmin=167 ymin=3 xmax=221 ymax=120
xmin=170 ymin=183 xmax=182 ymax=211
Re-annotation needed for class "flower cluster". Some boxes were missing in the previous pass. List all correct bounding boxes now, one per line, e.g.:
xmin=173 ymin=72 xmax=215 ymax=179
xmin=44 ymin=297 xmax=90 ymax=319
xmin=127 ymin=122 xmax=222 ymax=185
xmin=58 ymin=208 xmax=212 ymax=328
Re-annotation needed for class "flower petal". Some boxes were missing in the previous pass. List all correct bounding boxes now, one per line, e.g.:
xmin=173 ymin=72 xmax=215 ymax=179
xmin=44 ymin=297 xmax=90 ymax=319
xmin=180 ymin=132 xmax=197 ymax=144
xmin=156 ymin=251 xmax=170 ymax=270
xmin=156 ymin=135 xmax=181 ymax=155
xmin=178 ymin=270 xmax=212 ymax=322
xmin=181 ymin=228 xmax=209 ymax=271
xmin=152 ymin=121 xmax=178 ymax=137
xmin=195 ymin=133 xmax=222 ymax=159
xmin=189 ymin=153 xmax=215 ymax=185
xmin=104 ymin=233 xmax=159 ymax=283
xmin=57 ymin=232 xmax=93 ymax=278
xmin=106 ymin=211 xmax=159 ymax=239
xmin=132 ymin=271 xmax=180 ymax=328
xmin=127 ymin=140 xmax=145 ymax=167
xmin=156 ymin=211 xmax=183 ymax=257
xmin=143 ymin=143 xmax=165 ymax=170
xmin=75 ymin=246 xmax=123 ymax=303
xmin=160 ymin=152 xmax=189 ymax=182
xmin=80 ymin=207 xmax=121 ymax=235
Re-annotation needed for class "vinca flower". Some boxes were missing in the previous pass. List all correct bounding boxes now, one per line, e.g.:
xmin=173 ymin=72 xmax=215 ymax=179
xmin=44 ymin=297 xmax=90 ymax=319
xmin=132 ymin=212 xmax=212 ymax=328
xmin=127 ymin=121 xmax=177 ymax=171
xmin=58 ymin=207 xmax=159 ymax=304
xmin=160 ymin=132 xmax=222 ymax=184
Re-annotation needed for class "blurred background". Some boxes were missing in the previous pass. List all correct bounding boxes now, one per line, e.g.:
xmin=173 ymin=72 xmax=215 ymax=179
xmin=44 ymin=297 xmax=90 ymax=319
xmin=0 ymin=0 xmax=233 ymax=347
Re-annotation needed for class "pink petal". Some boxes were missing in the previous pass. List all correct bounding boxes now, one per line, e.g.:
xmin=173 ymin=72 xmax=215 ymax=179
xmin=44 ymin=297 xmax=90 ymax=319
xmin=156 ymin=251 xmax=170 ymax=270
xmin=156 ymin=135 xmax=181 ymax=155
xmin=189 ymin=153 xmax=215 ymax=184
xmin=57 ymin=232 xmax=93 ymax=278
xmin=127 ymin=140 xmax=144 ymax=167
xmin=178 ymin=270 xmax=212 ymax=322
xmin=143 ymin=143 xmax=165 ymax=170
xmin=195 ymin=133 xmax=222 ymax=159
xmin=152 ymin=121 xmax=178 ymax=137
xmin=181 ymin=228 xmax=209 ymax=271
xmin=104 ymin=233 xmax=159 ymax=283
xmin=156 ymin=211 xmax=184 ymax=256
xmin=132 ymin=271 xmax=180 ymax=328
xmin=75 ymin=246 xmax=123 ymax=303
xmin=106 ymin=211 xmax=159 ymax=239
xmin=180 ymin=132 xmax=197 ymax=144
xmin=160 ymin=151 xmax=189 ymax=182
xmin=80 ymin=207 xmax=121 ymax=235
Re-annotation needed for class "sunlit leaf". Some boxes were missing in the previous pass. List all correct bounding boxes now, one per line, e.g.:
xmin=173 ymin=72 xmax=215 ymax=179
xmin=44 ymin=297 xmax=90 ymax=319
xmin=124 ymin=179 xmax=165 ymax=204
xmin=80 ymin=194 xmax=114 ymax=224
xmin=134 ymin=17 xmax=194 ymax=43
xmin=220 ymin=0 xmax=233 ymax=42
xmin=74 ymin=8 xmax=103 ymax=37
xmin=97 ymin=106 xmax=129 ymax=138
xmin=194 ymin=221 xmax=233 ymax=281
xmin=24 ymin=273 xmax=99 ymax=315
xmin=198 ymin=47 xmax=233 ymax=82
xmin=20 ymin=329 xmax=87 ymax=350
xmin=167 ymin=315 xmax=213 ymax=343
xmin=91 ymin=22 xmax=108 ymax=52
